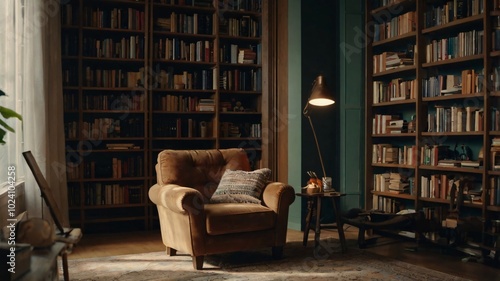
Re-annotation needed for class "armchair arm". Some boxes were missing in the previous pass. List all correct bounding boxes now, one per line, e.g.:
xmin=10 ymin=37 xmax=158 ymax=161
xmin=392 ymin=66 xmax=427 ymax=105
xmin=262 ymin=182 xmax=295 ymax=213
xmin=149 ymin=183 xmax=205 ymax=215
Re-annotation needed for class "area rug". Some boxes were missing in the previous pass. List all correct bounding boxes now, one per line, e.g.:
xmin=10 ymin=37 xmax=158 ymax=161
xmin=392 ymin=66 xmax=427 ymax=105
xmin=64 ymin=239 xmax=470 ymax=281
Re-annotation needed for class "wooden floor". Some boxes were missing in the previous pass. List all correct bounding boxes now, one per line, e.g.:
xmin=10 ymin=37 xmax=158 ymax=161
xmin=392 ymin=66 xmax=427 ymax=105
xmin=68 ymin=226 xmax=499 ymax=281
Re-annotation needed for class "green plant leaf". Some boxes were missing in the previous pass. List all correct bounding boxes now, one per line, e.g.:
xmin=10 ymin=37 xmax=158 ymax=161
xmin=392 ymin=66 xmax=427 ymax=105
xmin=0 ymin=119 xmax=15 ymax=133
xmin=0 ymin=106 xmax=23 ymax=120
xmin=0 ymin=128 xmax=6 ymax=145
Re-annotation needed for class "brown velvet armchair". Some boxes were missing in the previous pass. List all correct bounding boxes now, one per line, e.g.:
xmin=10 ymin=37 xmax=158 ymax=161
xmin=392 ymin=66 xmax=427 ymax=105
xmin=148 ymin=148 xmax=295 ymax=269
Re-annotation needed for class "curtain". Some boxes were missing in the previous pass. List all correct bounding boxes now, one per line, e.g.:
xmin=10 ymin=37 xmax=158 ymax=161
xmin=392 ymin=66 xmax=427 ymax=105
xmin=0 ymin=0 xmax=69 ymax=226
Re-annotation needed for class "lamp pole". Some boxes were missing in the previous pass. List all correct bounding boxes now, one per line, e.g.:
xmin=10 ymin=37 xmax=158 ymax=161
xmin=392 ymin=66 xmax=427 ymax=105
xmin=303 ymin=75 xmax=335 ymax=188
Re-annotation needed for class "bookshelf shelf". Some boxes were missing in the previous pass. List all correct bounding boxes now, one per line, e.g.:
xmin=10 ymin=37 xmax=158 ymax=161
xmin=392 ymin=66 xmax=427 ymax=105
xmin=421 ymin=132 xmax=484 ymax=136
xmin=372 ymin=99 xmax=416 ymax=107
xmin=62 ymin=0 xmax=267 ymax=233
xmin=365 ymin=0 xmax=500 ymax=261
xmin=419 ymin=165 xmax=484 ymax=174
xmin=422 ymin=93 xmax=485 ymax=101
xmin=371 ymin=163 xmax=415 ymax=169
xmin=370 ymin=0 xmax=415 ymax=17
xmin=422 ymin=14 xmax=484 ymax=34
xmin=372 ymin=31 xmax=416 ymax=47
xmin=371 ymin=133 xmax=416 ymax=138
xmin=422 ymin=54 xmax=484 ymax=68
xmin=372 ymin=65 xmax=416 ymax=78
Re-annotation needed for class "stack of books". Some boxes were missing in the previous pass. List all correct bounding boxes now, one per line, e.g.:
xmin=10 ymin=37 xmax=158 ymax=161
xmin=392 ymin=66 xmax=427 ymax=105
xmin=388 ymin=173 xmax=409 ymax=194
xmin=106 ymin=143 xmax=137 ymax=150
xmin=386 ymin=119 xmax=407 ymax=134
xmin=385 ymin=52 xmax=414 ymax=70
xmin=238 ymin=48 xmax=256 ymax=64
xmin=196 ymin=99 xmax=215 ymax=111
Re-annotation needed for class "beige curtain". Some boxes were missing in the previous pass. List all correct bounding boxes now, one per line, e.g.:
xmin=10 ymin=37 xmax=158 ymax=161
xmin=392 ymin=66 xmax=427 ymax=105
xmin=0 ymin=0 xmax=69 ymax=226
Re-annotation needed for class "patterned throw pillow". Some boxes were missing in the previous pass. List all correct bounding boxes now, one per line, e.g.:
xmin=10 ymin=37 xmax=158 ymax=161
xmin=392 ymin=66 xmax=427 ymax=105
xmin=210 ymin=168 xmax=272 ymax=204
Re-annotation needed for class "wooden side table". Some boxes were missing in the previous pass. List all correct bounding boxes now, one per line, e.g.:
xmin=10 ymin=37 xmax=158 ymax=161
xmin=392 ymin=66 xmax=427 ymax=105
xmin=296 ymin=191 xmax=347 ymax=252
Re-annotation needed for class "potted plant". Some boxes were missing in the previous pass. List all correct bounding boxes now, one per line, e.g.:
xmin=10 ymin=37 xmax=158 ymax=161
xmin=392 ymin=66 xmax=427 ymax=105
xmin=0 ymin=89 xmax=22 ymax=145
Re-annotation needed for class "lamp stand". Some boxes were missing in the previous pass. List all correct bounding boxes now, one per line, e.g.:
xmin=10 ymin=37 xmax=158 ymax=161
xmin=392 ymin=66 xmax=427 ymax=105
xmin=303 ymin=104 xmax=327 ymax=179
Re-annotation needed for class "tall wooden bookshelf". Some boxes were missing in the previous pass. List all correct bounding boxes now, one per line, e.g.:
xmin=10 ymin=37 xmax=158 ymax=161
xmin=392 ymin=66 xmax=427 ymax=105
xmin=365 ymin=0 xmax=500 ymax=262
xmin=61 ymin=0 xmax=266 ymax=233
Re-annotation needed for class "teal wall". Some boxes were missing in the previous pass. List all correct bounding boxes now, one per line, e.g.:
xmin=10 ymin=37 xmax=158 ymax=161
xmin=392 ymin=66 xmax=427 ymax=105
xmin=287 ymin=0 xmax=302 ymax=231
xmin=339 ymin=0 xmax=365 ymax=209
xmin=287 ymin=0 xmax=365 ymax=230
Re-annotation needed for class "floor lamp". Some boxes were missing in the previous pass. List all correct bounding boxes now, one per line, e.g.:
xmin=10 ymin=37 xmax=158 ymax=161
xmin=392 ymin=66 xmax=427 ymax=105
xmin=302 ymin=75 xmax=335 ymax=190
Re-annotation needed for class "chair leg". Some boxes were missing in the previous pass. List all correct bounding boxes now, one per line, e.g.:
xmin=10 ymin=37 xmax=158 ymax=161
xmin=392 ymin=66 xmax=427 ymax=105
xmin=358 ymin=227 xmax=366 ymax=249
xmin=193 ymin=255 xmax=204 ymax=270
xmin=272 ymin=246 xmax=283 ymax=259
xmin=166 ymin=247 xmax=177 ymax=256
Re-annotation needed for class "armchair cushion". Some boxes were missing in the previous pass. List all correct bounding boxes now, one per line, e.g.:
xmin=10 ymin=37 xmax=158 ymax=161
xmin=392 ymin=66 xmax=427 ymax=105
xmin=210 ymin=168 xmax=271 ymax=204
xmin=205 ymin=203 xmax=275 ymax=235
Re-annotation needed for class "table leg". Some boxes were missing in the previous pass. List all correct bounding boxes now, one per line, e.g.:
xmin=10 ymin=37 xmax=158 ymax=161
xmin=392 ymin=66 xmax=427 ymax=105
xmin=303 ymin=198 xmax=314 ymax=246
xmin=62 ymin=251 xmax=69 ymax=281
xmin=332 ymin=196 xmax=347 ymax=253
xmin=314 ymin=197 xmax=322 ymax=248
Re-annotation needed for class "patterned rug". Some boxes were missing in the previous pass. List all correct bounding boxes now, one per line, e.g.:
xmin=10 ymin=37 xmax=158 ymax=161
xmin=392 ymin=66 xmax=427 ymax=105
xmin=64 ymin=239 xmax=470 ymax=281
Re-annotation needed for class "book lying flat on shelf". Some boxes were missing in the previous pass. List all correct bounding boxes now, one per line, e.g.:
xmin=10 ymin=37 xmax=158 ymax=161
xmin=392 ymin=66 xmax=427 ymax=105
xmin=460 ymin=160 xmax=480 ymax=168
xmin=437 ymin=159 xmax=461 ymax=167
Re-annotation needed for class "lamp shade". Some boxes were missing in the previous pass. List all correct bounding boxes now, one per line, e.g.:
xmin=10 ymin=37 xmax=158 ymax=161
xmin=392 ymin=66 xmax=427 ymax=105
xmin=308 ymin=75 xmax=335 ymax=106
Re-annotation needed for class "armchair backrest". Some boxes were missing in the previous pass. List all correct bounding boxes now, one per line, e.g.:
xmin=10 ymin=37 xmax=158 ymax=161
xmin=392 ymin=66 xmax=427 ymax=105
xmin=156 ymin=149 xmax=251 ymax=200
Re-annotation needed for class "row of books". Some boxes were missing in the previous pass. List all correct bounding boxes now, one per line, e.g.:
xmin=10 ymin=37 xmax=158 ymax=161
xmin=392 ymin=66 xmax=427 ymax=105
xmin=68 ymin=184 xmax=143 ymax=207
xmin=67 ymin=162 xmax=80 ymax=181
xmin=84 ymin=67 xmax=145 ymax=88
xmin=425 ymin=30 xmax=484 ymax=63
xmin=63 ymin=93 xmax=78 ymax=111
xmin=421 ymin=174 xmax=455 ymax=199
xmin=82 ymin=36 xmax=145 ymax=59
xmin=493 ymin=29 xmax=500 ymax=52
xmin=220 ymin=122 xmax=262 ymax=138
xmin=372 ymin=79 xmax=416 ymax=104
xmin=220 ymin=16 xmax=260 ymax=38
xmin=373 ymin=172 xmax=412 ymax=194
xmin=372 ymin=114 xmax=405 ymax=135
xmin=153 ymin=118 xmax=214 ymax=138
xmin=71 ymin=117 xmax=144 ymax=140
xmin=153 ymin=95 xmax=215 ymax=112
xmin=82 ymin=7 xmax=145 ymax=30
xmin=62 ymin=34 xmax=78 ymax=56
xmin=490 ymin=109 xmax=500 ymax=131
xmin=491 ymin=140 xmax=500 ymax=170
xmin=63 ymin=65 xmax=78 ymax=87
xmin=219 ymin=0 xmax=262 ymax=12
xmin=421 ymin=145 xmax=450 ymax=166
xmin=489 ymin=177 xmax=500 ymax=206
xmin=220 ymin=69 xmax=262 ymax=91
xmin=489 ymin=66 xmax=500 ymax=92
xmin=219 ymin=43 xmax=262 ymax=64
xmin=423 ymin=0 xmax=484 ymax=28
xmin=372 ymin=11 xmax=416 ymax=42
xmin=372 ymin=144 xmax=417 ymax=166
xmin=155 ymin=12 xmax=213 ymax=35
xmin=372 ymin=195 xmax=401 ymax=214
xmin=82 ymin=117 xmax=144 ymax=139
xmin=82 ymin=93 xmax=145 ymax=111
xmin=153 ymin=39 xmax=213 ymax=62
xmin=427 ymin=106 xmax=483 ymax=133
xmin=373 ymin=51 xmax=414 ymax=74
xmin=84 ymin=157 xmax=144 ymax=179
xmin=422 ymin=70 xmax=484 ymax=98
xmin=155 ymin=67 xmax=216 ymax=90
